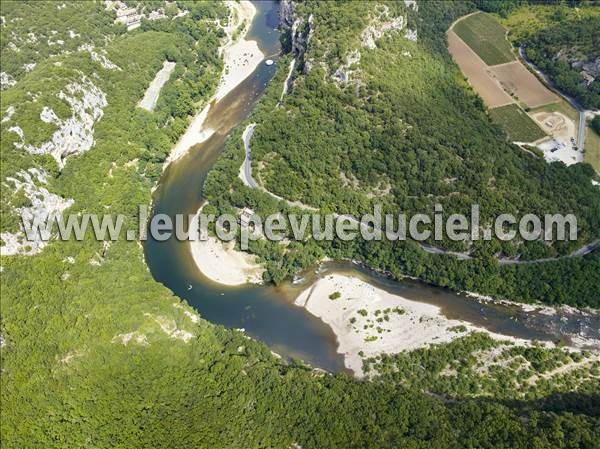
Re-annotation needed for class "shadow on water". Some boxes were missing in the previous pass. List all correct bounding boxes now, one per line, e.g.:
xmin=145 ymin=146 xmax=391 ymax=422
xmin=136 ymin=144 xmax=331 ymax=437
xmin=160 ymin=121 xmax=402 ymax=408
xmin=145 ymin=1 xmax=599 ymax=374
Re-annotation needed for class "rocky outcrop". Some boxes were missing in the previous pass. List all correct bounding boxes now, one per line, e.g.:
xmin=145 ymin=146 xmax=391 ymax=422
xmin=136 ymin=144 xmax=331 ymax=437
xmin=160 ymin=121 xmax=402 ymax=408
xmin=331 ymin=49 xmax=361 ymax=86
xmin=404 ymin=0 xmax=418 ymax=11
xmin=0 ymin=168 xmax=74 ymax=256
xmin=288 ymin=14 xmax=314 ymax=57
xmin=280 ymin=0 xmax=295 ymax=29
xmin=0 ymin=71 xmax=16 ymax=90
xmin=79 ymin=43 xmax=121 ymax=71
xmin=404 ymin=28 xmax=417 ymax=42
xmin=280 ymin=1 xmax=314 ymax=74
xmin=580 ymin=56 xmax=600 ymax=87
xmin=10 ymin=74 xmax=107 ymax=169
xmin=1 ymin=105 xmax=15 ymax=123
xmin=361 ymin=6 xmax=405 ymax=50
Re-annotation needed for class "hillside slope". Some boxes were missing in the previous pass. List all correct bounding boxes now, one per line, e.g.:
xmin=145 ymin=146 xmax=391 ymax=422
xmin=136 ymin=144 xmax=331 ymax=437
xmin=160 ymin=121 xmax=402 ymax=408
xmin=204 ymin=0 xmax=600 ymax=306
xmin=1 ymin=1 xmax=599 ymax=448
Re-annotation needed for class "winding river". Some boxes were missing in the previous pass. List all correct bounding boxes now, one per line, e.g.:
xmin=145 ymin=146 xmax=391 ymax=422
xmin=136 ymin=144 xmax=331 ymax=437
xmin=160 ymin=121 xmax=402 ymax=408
xmin=145 ymin=1 xmax=599 ymax=373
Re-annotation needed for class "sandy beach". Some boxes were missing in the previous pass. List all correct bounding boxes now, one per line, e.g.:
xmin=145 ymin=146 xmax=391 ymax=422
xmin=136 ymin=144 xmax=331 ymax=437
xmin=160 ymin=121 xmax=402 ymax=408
xmin=295 ymin=274 xmax=535 ymax=376
xmin=165 ymin=0 xmax=263 ymax=166
xmin=166 ymin=103 xmax=213 ymax=164
xmin=188 ymin=207 xmax=264 ymax=286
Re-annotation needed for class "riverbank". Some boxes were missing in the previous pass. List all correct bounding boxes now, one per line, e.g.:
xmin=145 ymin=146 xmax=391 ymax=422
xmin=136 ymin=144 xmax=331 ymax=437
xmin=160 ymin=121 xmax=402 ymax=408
xmin=295 ymin=274 xmax=539 ymax=376
xmin=165 ymin=0 xmax=264 ymax=165
xmin=188 ymin=208 xmax=264 ymax=286
xmin=217 ymin=1 xmax=264 ymax=101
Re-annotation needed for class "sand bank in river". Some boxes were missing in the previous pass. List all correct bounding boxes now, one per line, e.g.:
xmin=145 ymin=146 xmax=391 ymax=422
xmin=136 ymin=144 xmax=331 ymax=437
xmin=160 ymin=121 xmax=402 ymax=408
xmin=188 ymin=208 xmax=264 ymax=286
xmin=216 ymin=1 xmax=264 ymax=101
xmin=295 ymin=274 xmax=535 ymax=376
xmin=166 ymin=1 xmax=263 ymax=165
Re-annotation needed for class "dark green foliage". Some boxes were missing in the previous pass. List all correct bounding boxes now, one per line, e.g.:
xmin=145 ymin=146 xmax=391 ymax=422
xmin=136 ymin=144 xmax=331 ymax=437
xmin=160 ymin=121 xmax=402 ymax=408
xmin=521 ymin=16 xmax=600 ymax=109
xmin=2 ymin=2 xmax=599 ymax=448
xmin=203 ymin=0 xmax=600 ymax=306
xmin=592 ymin=115 xmax=600 ymax=135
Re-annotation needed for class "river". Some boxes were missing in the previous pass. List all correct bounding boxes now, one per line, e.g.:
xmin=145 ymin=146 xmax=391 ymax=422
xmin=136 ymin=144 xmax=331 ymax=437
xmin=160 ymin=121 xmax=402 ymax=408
xmin=144 ymin=1 xmax=599 ymax=374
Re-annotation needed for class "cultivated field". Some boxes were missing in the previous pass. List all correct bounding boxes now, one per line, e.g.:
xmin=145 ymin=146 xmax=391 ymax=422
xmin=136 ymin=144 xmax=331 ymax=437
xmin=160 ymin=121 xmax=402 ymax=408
xmin=489 ymin=104 xmax=546 ymax=142
xmin=447 ymin=30 xmax=513 ymax=108
xmin=449 ymin=11 xmax=564 ymax=149
xmin=453 ymin=12 xmax=515 ymax=66
xmin=489 ymin=61 xmax=559 ymax=108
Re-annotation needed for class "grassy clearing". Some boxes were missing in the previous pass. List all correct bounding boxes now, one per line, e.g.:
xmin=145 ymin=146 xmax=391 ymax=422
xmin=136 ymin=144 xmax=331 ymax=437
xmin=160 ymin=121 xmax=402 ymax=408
xmin=500 ymin=4 xmax=600 ymax=43
xmin=584 ymin=126 xmax=600 ymax=174
xmin=453 ymin=12 xmax=515 ymax=66
xmin=489 ymin=104 xmax=546 ymax=142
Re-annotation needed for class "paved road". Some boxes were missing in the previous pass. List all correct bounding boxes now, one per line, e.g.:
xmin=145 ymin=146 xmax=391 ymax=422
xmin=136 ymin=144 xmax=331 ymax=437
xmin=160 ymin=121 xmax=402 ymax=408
xmin=577 ymin=110 xmax=586 ymax=151
xmin=241 ymin=123 xmax=258 ymax=188
xmin=240 ymin=110 xmax=598 ymax=265
xmin=519 ymin=46 xmax=587 ymax=151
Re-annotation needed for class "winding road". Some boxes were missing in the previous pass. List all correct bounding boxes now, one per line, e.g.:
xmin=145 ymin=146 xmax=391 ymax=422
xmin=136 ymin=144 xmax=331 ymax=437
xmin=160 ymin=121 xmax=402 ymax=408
xmin=241 ymin=124 xmax=258 ymax=188
xmin=240 ymin=123 xmax=599 ymax=265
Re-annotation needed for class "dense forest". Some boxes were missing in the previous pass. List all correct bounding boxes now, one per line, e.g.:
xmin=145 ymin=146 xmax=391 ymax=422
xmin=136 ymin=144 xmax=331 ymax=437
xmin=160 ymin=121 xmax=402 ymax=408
xmin=203 ymin=0 xmax=600 ymax=307
xmin=593 ymin=115 xmax=600 ymax=134
xmin=522 ymin=16 xmax=599 ymax=109
xmin=1 ymin=1 xmax=599 ymax=448
xmin=498 ymin=2 xmax=600 ymax=109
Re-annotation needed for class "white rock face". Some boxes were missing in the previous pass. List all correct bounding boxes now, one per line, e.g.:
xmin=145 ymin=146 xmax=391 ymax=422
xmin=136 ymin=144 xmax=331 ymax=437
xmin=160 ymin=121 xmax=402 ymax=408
xmin=148 ymin=10 xmax=166 ymax=21
xmin=404 ymin=0 xmax=418 ymax=11
xmin=361 ymin=6 xmax=405 ymax=50
xmin=23 ymin=62 xmax=36 ymax=72
xmin=40 ymin=106 xmax=60 ymax=124
xmin=11 ymin=74 xmax=107 ymax=168
xmin=90 ymin=51 xmax=121 ymax=70
xmin=1 ymin=72 xmax=16 ymax=90
xmin=404 ymin=28 xmax=417 ymax=42
xmin=8 ymin=125 xmax=24 ymax=140
xmin=1 ymin=105 xmax=15 ymax=123
xmin=112 ymin=332 xmax=149 ymax=346
xmin=79 ymin=44 xmax=121 ymax=71
xmin=144 ymin=313 xmax=195 ymax=342
xmin=1 ymin=169 xmax=74 ymax=256
xmin=26 ymin=32 xmax=38 ymax=44
xmin=331 ymin=49 xmax=361 ymax=86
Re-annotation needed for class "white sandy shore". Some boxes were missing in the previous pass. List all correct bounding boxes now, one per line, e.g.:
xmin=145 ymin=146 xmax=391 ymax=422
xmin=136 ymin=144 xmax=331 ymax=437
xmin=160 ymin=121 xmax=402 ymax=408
xmin=295 ymin=274 xmax=536 ymax=376
xmin=165 ymin=0 xmax=263 ymax=166
xmin=216 ymin=1 xmax=264 ymax=101
xmin=166 ymin=103 xmax=213 ymax=164
xmin=188 ymin=208 xmax=264 ymax=286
